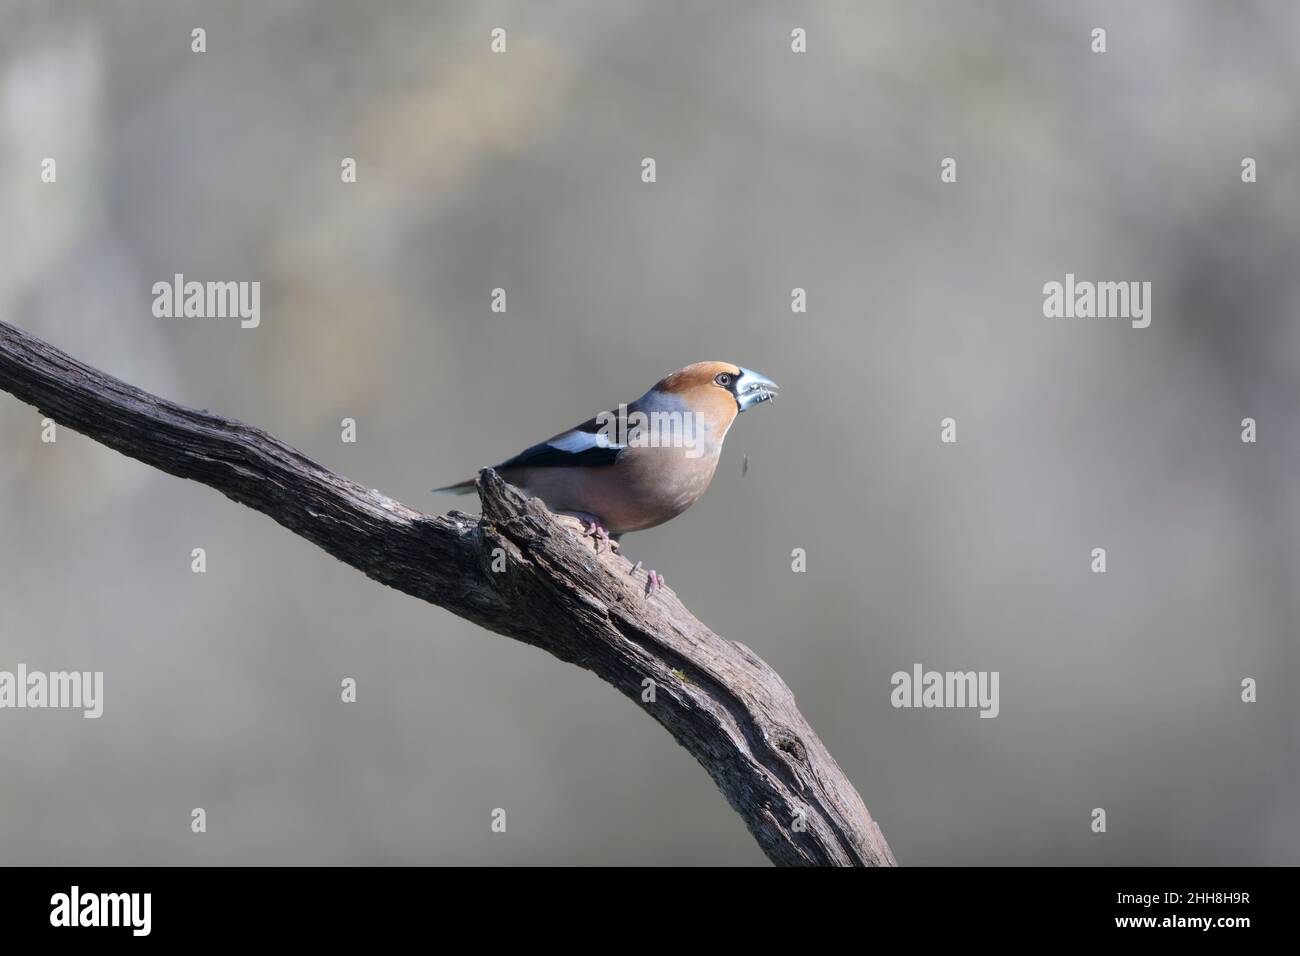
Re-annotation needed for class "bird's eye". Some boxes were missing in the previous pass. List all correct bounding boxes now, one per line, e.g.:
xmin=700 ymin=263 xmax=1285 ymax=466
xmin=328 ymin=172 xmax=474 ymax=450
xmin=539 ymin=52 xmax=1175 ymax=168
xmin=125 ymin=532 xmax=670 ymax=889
xmin=715 ymin=373 xmax=733 ymax=387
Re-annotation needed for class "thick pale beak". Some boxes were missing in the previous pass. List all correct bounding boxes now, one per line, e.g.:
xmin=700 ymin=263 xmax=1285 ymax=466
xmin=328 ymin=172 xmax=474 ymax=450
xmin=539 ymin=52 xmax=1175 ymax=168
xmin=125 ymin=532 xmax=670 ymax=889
xmin=734 ymin=367 xmax=780 ymax=412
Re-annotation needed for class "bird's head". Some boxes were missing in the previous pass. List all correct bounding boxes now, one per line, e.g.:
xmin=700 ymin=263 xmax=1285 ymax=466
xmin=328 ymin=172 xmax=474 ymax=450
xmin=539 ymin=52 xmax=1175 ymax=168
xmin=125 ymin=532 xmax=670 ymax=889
xmin=652 ymin=361 xmax=780 ymax=426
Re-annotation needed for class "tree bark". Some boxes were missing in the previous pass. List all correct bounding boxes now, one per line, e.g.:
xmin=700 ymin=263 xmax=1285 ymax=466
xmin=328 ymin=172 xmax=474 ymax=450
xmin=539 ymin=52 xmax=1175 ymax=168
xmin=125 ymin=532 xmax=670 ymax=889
xmin=0 ymin=319 xmax=895 ymax=867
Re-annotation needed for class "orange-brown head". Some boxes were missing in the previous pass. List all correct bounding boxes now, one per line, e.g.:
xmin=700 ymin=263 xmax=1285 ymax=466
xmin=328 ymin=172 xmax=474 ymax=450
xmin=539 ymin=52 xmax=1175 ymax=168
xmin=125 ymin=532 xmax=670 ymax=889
xmin=650 ymin=361 xmax=780 ymax=434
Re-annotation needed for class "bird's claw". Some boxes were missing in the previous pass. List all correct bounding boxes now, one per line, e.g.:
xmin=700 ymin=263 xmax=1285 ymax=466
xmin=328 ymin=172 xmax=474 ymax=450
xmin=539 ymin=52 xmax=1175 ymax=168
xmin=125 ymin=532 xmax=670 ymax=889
xmin=583 ymin=519 xmax=610 ymax=552
xmin=628 ymin=560 xmax=663 ymax=595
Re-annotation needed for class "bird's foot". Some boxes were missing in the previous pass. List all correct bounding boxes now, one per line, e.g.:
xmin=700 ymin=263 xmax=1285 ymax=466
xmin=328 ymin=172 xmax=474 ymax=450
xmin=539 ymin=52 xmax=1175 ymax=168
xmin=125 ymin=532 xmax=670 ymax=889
xmin=557 ymin=512 xmax=618 ymax=552
xmin=629 ymin=560 xmax=665 ymax=596
xmin=582 ymin=519 xmax=611 ymax=553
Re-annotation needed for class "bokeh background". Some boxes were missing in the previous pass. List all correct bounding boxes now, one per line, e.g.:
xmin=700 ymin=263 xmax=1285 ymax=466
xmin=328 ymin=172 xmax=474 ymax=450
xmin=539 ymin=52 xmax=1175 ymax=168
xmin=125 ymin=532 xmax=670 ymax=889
xmin=2 ymin=0 xmax=1298 ymax=865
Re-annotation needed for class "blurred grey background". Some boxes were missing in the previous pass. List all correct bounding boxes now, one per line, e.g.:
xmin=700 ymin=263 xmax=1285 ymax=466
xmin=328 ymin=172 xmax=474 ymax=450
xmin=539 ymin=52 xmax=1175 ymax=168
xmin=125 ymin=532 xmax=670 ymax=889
xmin=2 ymin=0 xmax=1298 ymax=865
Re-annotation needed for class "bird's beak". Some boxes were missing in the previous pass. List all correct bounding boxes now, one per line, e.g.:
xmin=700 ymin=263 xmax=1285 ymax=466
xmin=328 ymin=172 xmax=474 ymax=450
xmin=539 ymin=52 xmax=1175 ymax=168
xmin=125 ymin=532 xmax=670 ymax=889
xmin=734 ymin=368 xmax=780 ymax=412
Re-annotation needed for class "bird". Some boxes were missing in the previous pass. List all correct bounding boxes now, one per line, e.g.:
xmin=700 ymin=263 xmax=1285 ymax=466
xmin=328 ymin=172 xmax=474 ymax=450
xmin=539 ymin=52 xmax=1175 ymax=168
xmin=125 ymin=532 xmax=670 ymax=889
xmin=433 ymin=361 xmax=779 ymax=593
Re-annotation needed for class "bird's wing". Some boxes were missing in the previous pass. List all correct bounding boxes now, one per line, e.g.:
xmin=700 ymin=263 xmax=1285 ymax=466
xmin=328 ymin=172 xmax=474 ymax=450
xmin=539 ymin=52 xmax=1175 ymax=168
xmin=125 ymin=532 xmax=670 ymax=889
xmin=497 ymin=405 xmax=635 ymax=470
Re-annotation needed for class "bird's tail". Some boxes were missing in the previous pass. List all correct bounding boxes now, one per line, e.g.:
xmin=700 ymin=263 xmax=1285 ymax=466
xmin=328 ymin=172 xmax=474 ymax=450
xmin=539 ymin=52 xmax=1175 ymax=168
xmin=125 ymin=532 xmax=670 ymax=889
xmin=431 ymin=478 xmax=477 ymax=495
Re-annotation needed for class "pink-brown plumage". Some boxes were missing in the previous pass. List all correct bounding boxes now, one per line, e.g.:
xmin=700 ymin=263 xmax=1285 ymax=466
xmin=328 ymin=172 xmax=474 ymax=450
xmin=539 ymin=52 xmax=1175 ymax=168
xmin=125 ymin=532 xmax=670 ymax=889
xmin=434 ymin=361 xmax=779 ymax=538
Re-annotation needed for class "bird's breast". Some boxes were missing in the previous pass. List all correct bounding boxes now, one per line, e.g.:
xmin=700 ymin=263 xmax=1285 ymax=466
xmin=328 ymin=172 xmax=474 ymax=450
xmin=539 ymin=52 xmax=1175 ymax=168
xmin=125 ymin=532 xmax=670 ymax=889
xmin=513 ymin=445 xmax=721 ymax=534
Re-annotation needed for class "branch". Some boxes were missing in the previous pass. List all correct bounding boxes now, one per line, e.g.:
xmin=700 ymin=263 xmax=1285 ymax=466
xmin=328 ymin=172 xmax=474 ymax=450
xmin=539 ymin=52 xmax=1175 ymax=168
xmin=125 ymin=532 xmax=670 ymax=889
xmin=0 ymin=319 xmax=895 ymax=867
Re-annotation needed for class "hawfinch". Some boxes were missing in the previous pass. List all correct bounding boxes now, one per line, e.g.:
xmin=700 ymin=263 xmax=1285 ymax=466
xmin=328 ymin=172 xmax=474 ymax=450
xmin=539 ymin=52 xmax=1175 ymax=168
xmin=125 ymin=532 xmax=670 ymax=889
xmin=434 ymin=361 xmax=779 ymax=592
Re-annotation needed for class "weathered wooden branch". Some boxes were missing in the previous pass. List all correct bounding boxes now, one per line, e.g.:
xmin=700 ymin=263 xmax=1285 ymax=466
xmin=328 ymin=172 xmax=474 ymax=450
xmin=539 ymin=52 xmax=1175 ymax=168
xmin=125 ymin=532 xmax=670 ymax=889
xmin=0 ymin=319 xmax=895 ymax=866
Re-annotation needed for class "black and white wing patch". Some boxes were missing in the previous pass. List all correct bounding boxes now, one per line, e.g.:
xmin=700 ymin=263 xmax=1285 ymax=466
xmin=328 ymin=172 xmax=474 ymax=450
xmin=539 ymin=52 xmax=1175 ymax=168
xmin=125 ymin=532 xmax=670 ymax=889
xmin=497 ymin=411 xmax=627 ymax=470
